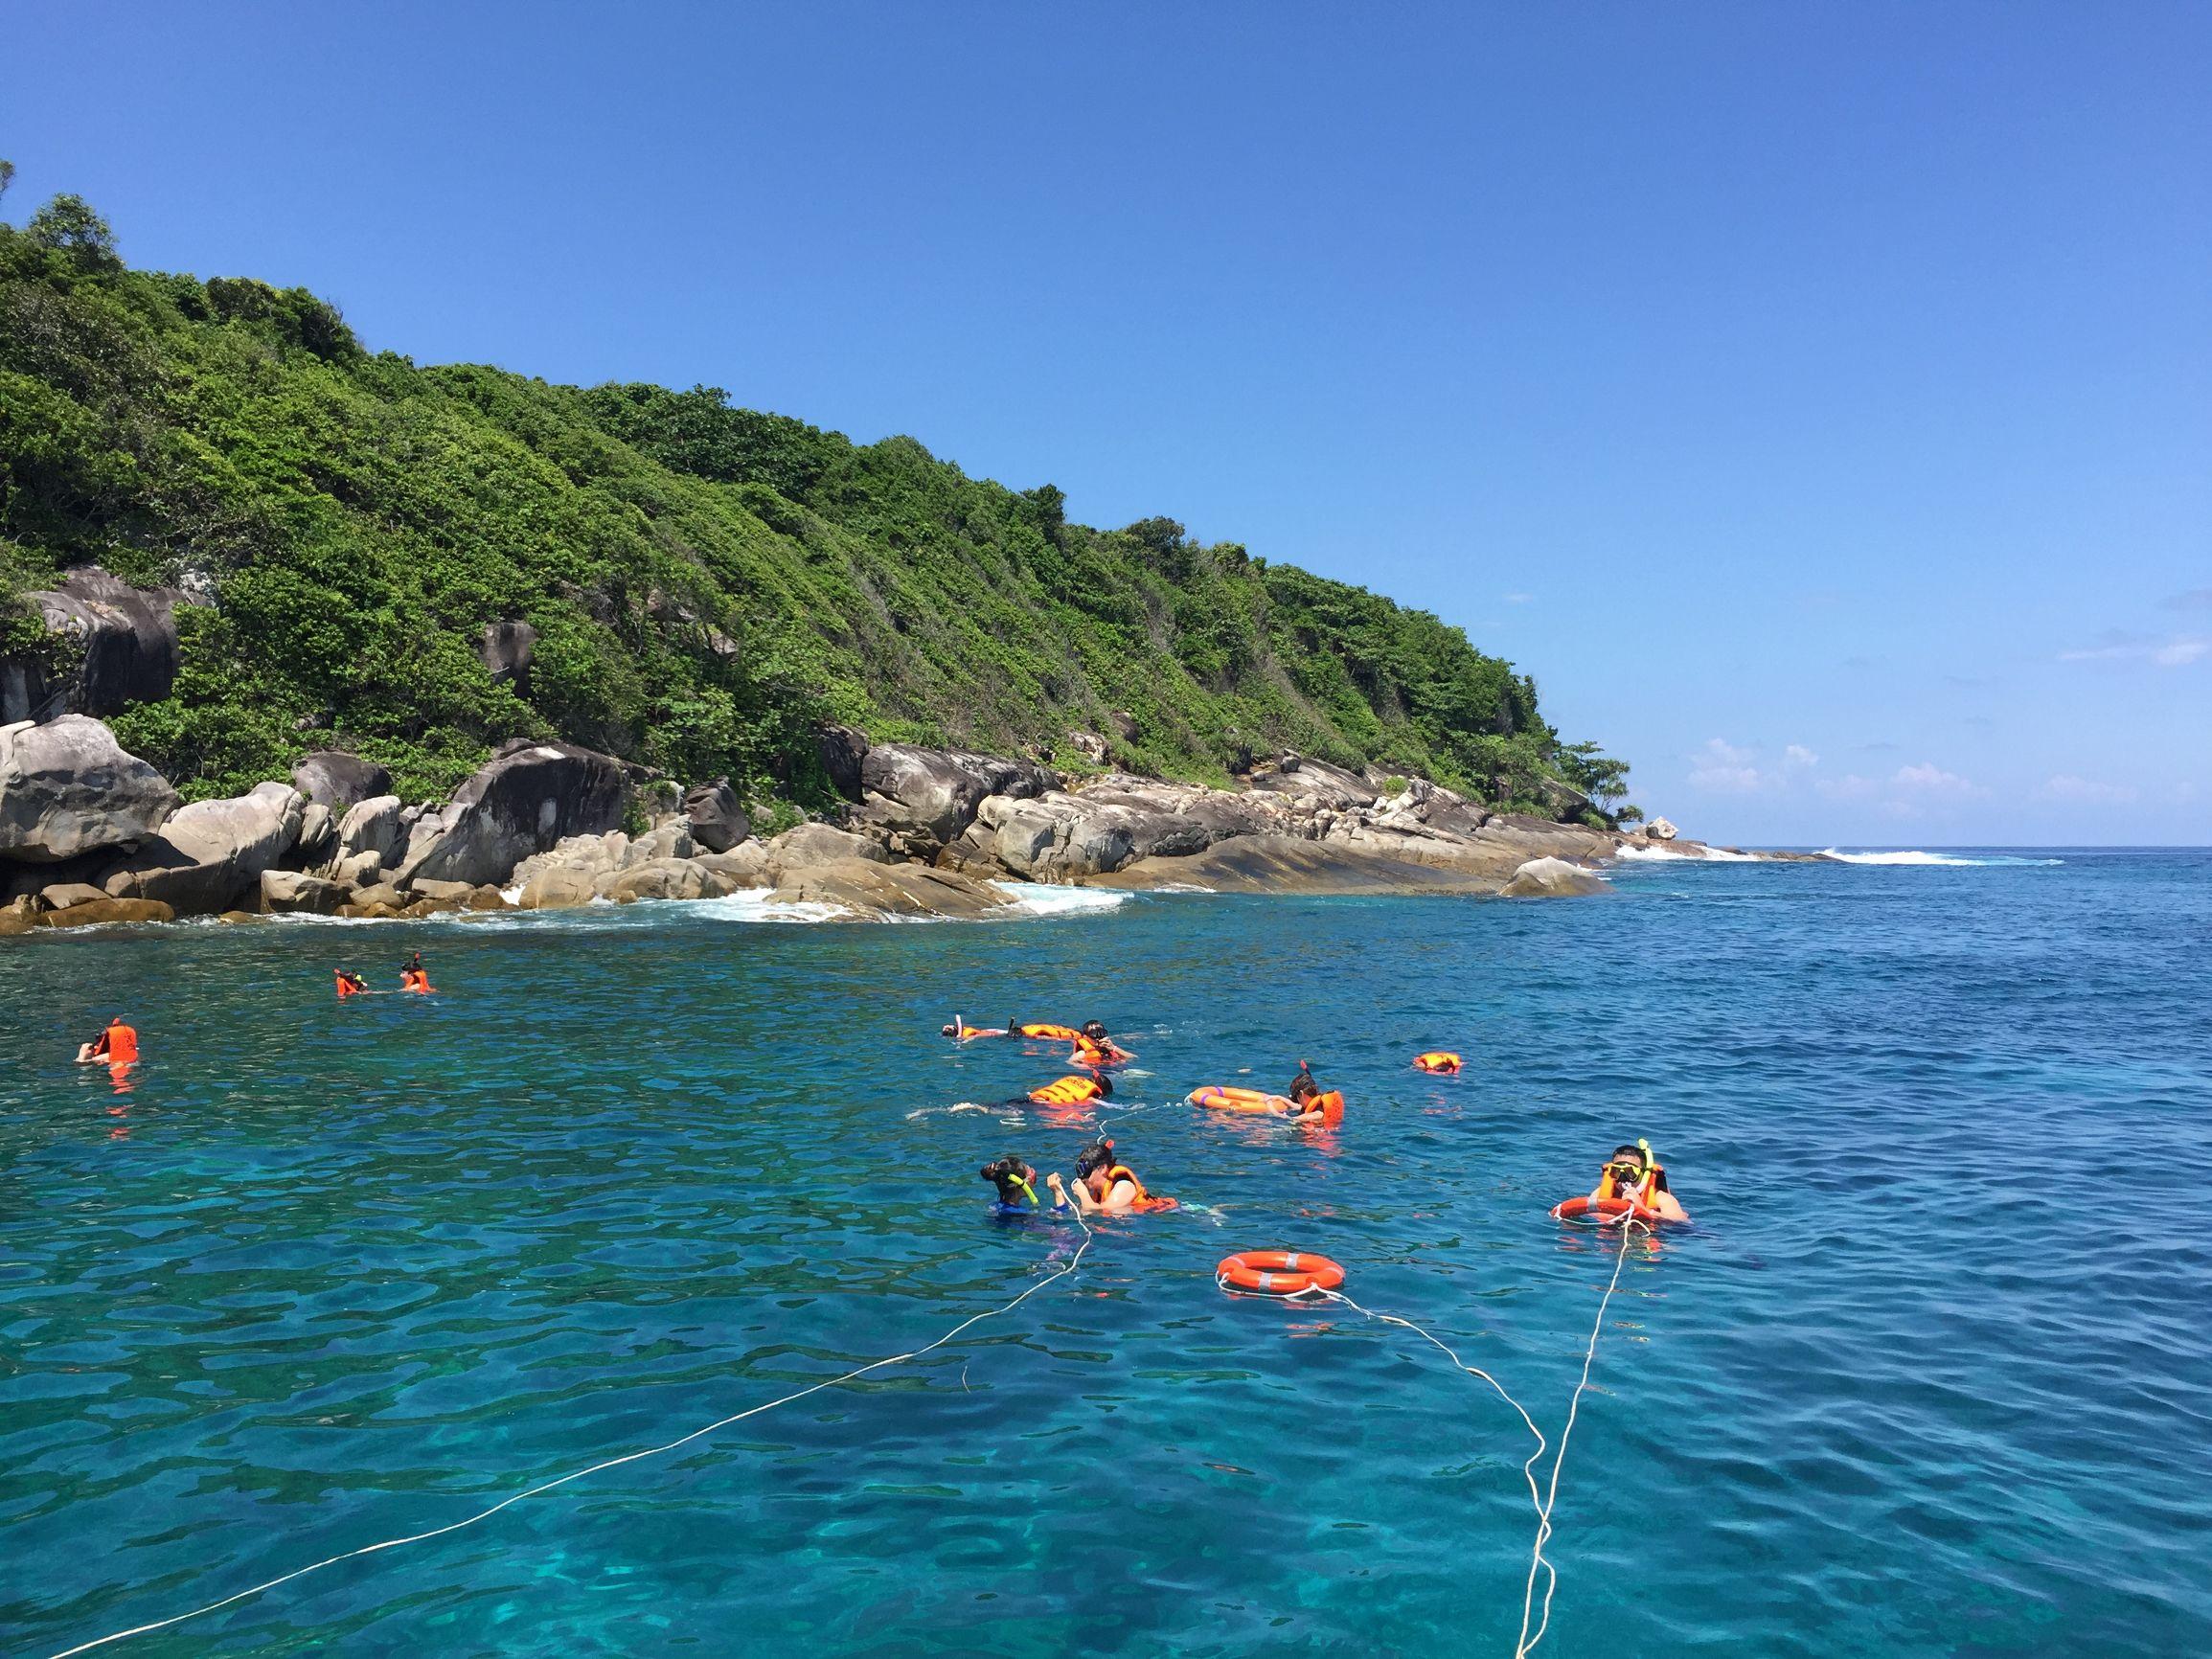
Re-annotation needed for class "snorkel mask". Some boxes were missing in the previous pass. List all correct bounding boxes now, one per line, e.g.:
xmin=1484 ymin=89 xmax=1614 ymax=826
xmin=1074 ymin=1138 xmax=1113 ymax=1182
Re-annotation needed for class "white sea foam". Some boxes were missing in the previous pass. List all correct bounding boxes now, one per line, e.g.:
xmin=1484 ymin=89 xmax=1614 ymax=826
xmin=1610 ymin=844 xmax=1763 ymax=863
xmin=990 ymin=882 xmax=1130 ymax=918
xmin=1816 ymin=849 xmax=2064 ymax=868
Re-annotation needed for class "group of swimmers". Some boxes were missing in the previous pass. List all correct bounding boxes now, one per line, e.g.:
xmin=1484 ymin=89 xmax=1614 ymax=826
xmin=75 ymin=953 xmax=441 ymax=1072
xmin=955 ymin=1015 xmax=1689 ymax=1225
xmin=335 ymin=952 xmax=436 ymax=998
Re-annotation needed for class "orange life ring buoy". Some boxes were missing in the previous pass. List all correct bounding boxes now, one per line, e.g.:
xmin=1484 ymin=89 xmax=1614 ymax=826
xmin=1550 ymin=1195 xmax=1653 ymax=1225
xmin=1188 ymin=1084 xmax=1294 ymax=1115
xmin=1217 ymin=1250 xmax=1346 ymax=1297
xmin=1412 ymin=1051 xmax=1462 ymax=1075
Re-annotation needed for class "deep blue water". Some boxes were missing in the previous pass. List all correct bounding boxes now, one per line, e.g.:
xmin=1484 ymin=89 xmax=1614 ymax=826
xmin=2 ymin=850 xmax=2208 ymax=1657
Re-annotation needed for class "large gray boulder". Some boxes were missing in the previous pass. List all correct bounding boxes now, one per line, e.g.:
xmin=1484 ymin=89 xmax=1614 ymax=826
xmin=0 ymin=568 xmax=181 ymax=722
xmin=517 ymin=865 xmax=599 ymax=910
xmin=682 ymin=777 xmax=750 ymax=853
xmin=399 ymin=739 xmax=627 ymax=890
xmin=766 ymin=821 xmax=887 ymax=876
xmin=816 ymin=724 xmax=871 ymax=801
xmin=1500 ymin=856 xmax=1611 ymax=898
xmin=292 ymin=752 xmax=393 ymax=812
xmin=599 ymin=858 xmax=710 ymax=904
xmin=855 ymin=743 xmax=1056 ymax=845
xmin=1247 ymin=755 xmax=1379 ymax=811
xmin=260 ymin=870 xmax=347 ymax=915
xmin=335 ymin=794 xmax=404 ymax=863
xmin=771 ymin=857 xmax=1015 ymax=920
xmin=1646 ymin=816 xmax=1678 ymax=842
xmin=102 ymin=781 xmax=307 ymax=915
xmin=962 ymin=790 xmax=1210 ymax=881
xmin=0 ymin=715 xmax=179 ymax=863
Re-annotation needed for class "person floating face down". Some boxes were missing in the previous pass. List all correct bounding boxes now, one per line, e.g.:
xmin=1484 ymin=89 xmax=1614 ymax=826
xmin=1023 ymin=1069 xmax=1112 ymax=1109
xmin=1047 ymin=1136 xmax=1174 ymax=1216
xmin=76 ymin=1016 xmax=139 ymax=1066
xmin=1589 ymin=1140 xmax=1689 ymax=1223
xmin=334 ymin=968 xmax=370 ymax=999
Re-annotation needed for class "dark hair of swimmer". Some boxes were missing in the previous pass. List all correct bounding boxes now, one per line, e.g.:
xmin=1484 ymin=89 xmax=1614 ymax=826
xmin=1074 ymin=1137 xmax=1113 ymax=1180
xmin=979 ymin=1155 xmax=1036 ymax=1202
xmin=1609 ymin=1144 xmax=1646 ymax=1168
xmin=1090 ymin=1071 xmax=1114 ymax=1099
xmin=1080 ymin=1019 xmax=1108 ymax=1040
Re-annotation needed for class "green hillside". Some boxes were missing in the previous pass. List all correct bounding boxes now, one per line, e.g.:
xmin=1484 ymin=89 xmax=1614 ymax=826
xmin=0 ymin=183 xmax=1629 ymax=819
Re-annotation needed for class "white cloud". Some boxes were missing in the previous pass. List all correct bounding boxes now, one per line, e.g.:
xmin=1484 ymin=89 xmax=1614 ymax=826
xmin=2039 ymin=774 xmax=2139 ymax=805
xmin=1892 ymin=761 xmax=1980 ymax=798
xmin=2060 ymin=630 xmax=2209 ymax=667
xmin=1815 ymin=773 xmax=1878 ymax=801
xmin=1785 ymin=744 xmax=1818 ymax=767
xmin=1688 ymin=738 xmax=1764 ymax=793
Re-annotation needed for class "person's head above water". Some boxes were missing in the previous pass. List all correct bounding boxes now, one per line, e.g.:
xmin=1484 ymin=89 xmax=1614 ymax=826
xmin=1074 ymin=1137 xmax=1115 ymax=1183
xmin=1606 ymin=1144 xmax=1651 ymax=1178
xmin=979 ymin=1155 xmax=1038 ymax=1204
xmin=1080 ymin=1020 xmax=1109 ymax=1041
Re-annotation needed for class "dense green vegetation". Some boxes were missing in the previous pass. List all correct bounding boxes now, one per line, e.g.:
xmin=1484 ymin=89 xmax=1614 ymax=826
xmin=0 ymin=179 xmax=1629 ymax=818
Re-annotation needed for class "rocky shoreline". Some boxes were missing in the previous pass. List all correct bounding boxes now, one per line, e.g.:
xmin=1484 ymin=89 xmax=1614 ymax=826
xmin=0 ymin=715 xmax=1809 ymax=937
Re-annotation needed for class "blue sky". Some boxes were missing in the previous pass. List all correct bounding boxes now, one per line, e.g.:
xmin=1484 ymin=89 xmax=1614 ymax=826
xmin=10 ymin=3 xmax=2207 ymax=845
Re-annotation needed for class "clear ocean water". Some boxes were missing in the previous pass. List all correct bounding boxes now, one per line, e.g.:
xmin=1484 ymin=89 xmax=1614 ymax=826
xmin=3 ymin=849 xmax=2207 ymax=1657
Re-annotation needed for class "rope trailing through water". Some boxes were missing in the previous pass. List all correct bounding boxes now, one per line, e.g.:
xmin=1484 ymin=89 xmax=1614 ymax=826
xmin=1315 ymin=1215 xmax=1645 ymax=1658
xmin=46 ymin=1220 xmax=1094 ymax=1659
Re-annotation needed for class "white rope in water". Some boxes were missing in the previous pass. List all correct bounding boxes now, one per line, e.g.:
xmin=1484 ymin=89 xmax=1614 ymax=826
xmin=46 ymin=1221 xmax=1093 ymax=1659
xmin=1314 ymin=1214 xmax=1645 ymax=1659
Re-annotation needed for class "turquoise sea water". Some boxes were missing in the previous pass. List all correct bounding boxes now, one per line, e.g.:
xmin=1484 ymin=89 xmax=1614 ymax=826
xmin=3 ymin=850 xmax=2208 ymax=1657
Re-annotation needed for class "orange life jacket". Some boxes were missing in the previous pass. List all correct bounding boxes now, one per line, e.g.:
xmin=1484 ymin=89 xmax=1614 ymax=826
xmin=1596 ymin=1163 xmax=1666 ymax=1214
xmin=402 ymin=970 xmax=435 ymax=994
xmin=1413 ymin=1051 xmax=1462 ymax=1075
xmin=336 ymin=973 xmax=364 ymax=998
xmin=1018 ymin=1023 xmax=1081 ymax=1042
xmin=1029 ymin=1075 xmax=1105 ymax=1105
xmin=102 ymin=1022 xmax=139 ymax=1064
xmin=1104 ymin=1164 xmax=1177 ymax=1214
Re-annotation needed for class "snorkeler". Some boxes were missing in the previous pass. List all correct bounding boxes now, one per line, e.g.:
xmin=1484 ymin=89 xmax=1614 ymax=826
xmin=399 ymin=953 xmax=435 ymax=994
xmin=1047 ymin=1136 xmax=1175 ymax=1216
xmin=978 ymin=1154 xmax=1055 ymax=1214
xmin=1071 ymin=1019 xmax=1133 ymax=1069
xmin=75 ymin=1016 xmax=138 ymax=1066
xmin=1588 ymin=1140 xmax=1689 ymax=1222
xmin=1025 ymin=1071 xmax=1113 ymax=1107
xmin=334 ymin=968 xmax=369 ymax=998
xmin=1287 ymin=1059 xmax=1323 ymax=1107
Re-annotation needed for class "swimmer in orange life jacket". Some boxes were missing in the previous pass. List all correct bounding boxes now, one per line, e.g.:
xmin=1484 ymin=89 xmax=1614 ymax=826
xmin=399 ymin=952 xmax=435 ymax=994
xmin=1283 ymin=1059 xmax=1334 ymax=1118
xmin=335 ymin=968 xmax=370 ymax=998
xmin=1588 ymin=1140 xmax=1689 ymax=1222
xmin=75 ymin=1016 xmax=139 ymax=1066
xmin=1023 ymin=1071 xmax=1112 ymax=1107
xmin=1070 ymin=1019 xmax=1132 ymax=1068
xmin=1047 ymin=1136 xmax=1173 ymax=1216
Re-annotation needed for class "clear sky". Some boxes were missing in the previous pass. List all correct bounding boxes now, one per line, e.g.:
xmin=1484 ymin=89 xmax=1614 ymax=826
xmin=9 ymin=3 xmax=2207 ymax=845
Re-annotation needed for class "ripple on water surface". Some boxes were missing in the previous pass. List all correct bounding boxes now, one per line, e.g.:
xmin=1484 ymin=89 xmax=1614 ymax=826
xmin=2 ymin=852 xmax=2209 ymax=1656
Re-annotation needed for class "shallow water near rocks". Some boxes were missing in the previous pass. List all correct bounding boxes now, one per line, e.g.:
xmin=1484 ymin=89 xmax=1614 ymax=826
xmin=3 ymin=851 xmax=2208 ymax=1657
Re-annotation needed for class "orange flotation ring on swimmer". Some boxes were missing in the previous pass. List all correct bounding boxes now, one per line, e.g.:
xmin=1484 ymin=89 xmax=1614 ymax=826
xmin=1412 ymin=1051 xmax=1462 ymax=1075
xmin=1550 ymin=1195 xmax=1647 ymax=1225
xmin=1188 ymin=1084 xmax=1294 ymax=1115
xmin=1217 ymin=1250 xmax=1346 ymax=1296
xmin=1188 ymin=1084 xmax=1342 ymax=1126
